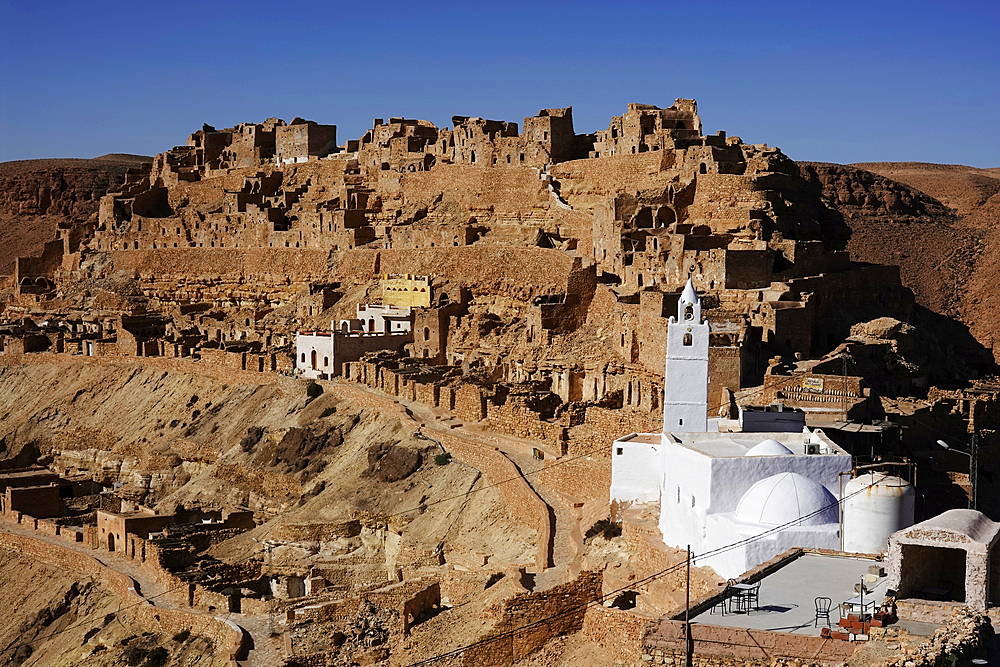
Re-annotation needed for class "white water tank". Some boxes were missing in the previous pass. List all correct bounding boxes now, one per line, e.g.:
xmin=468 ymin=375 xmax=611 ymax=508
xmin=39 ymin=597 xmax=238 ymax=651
xmin=842 ymin=472 xmax=915 ymax=554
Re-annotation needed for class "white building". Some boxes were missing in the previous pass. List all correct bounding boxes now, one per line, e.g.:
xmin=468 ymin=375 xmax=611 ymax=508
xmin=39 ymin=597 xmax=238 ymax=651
xmin=295 ymin=329 xmax=334 ymax=378
xmin=338 ymin=304 xmax=412 ymax=335
xmin=610 ymin=278 xmax=852 ymax=578
xmin=296 ymin=305 xmax=414 ymax=379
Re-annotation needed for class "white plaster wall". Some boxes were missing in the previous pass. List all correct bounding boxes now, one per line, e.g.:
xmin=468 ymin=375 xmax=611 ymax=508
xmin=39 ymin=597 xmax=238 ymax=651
xmin=610 ymin=437 xmax=662 ymax=504
xmin=295 ymin=333 xmax=334 ymax=378
xmin=708 ymin=453 xmax=853 ymax=516
xmin=702 ymin=514 xmax=840 ymax=578
xmin=663 ymin=319 xmax=709 ymax=433
xmin=659 ymin=442 xmax=714 ymax=552
xmin=355 ymin=306 xmax=412 ymax=334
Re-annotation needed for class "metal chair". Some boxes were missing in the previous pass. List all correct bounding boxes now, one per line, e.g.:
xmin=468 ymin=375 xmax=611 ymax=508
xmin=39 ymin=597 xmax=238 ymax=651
xmin=814 ymin=596 xmax=833 ymax=627
xmin=746 ymin=580 xmax=761 ymax=612
xmin=710 ymin=582 xmax=732 ymax=615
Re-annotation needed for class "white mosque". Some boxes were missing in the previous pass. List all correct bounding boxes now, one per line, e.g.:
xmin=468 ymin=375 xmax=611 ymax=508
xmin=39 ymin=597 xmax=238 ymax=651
xmin=609 ymin=279 xmax=852 ymax=578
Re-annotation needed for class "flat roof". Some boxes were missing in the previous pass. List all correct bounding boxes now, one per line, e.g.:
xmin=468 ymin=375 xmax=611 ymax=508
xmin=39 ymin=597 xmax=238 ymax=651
xmin=666 ymin=431 xmax=845 ymax=458
xmin=692 ymin=553 xmax=885 ymax=635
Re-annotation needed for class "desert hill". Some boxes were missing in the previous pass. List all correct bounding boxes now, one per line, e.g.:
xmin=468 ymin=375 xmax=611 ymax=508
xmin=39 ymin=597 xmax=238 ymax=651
xmin=0 ymin=155 xmax=150 ymax=274
xmin=798 ymin=161 xmax=999 ymax=362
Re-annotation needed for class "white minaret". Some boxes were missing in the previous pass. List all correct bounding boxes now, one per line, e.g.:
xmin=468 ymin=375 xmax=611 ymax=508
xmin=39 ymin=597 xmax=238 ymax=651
xmin=662 ymin=277 xmax=710 ymax=434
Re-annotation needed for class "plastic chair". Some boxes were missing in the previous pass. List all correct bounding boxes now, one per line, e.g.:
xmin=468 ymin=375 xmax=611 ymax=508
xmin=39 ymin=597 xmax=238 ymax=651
xmin=814 ymin=596 xmax=833 ymax=627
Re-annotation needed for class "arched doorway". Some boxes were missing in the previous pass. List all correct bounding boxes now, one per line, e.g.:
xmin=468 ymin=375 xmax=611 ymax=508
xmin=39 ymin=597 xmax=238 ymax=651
xmin=108 ymin=533 xmax=115 ymax=552
xmin=311 ymin=350 xmax=317 ymax=370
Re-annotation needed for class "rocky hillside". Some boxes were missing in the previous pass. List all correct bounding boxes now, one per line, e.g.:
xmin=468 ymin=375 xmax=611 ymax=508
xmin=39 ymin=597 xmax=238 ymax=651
xmin=799 ymin=161 xmax=999 ymax=364
xmin=0 ymin=155 xmax=149 ymax=274
xmin=0 ymin=548 xmax=223 ymax=667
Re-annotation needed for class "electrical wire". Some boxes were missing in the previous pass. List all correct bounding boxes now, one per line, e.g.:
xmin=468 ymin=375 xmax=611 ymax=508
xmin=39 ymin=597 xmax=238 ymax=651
xmin=399 ymin=478 xmax=882 ymax=666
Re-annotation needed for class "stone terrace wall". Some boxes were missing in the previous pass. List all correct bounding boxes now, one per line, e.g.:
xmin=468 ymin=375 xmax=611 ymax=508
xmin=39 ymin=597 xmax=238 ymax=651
xmin=111 ymin=247 xmax=328 ymax=281
xmin=397 ymin=164 xmax=549 ymax=214
xmin=581 ymin=605 xmax=653 ymax=667
xmin=332 ymin=247 xmax=582 ymax=301
xmin=462 ymin=570 xmax=603 ymax=667
xmin=0 ymin=527 xmax=244 ymax=665
xmin=642 ymin=619 xmax=856 ymax=665
xmin=551 ymin=152 xmax=669 ymax=199
xmin=569 ymin=406 xmax=662 ymax=457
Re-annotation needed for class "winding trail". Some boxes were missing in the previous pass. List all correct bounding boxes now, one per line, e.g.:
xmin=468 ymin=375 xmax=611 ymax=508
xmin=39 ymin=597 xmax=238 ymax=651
xmin=0 ymin=517 xmax=282 ymax=666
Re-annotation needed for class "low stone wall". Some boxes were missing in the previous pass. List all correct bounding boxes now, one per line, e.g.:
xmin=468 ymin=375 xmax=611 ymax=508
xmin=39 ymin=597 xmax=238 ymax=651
xmin=581 ymin=605 xmax=653 ymax=667
xmin=642 ymin=619 xmax=856 ymax=665
xmin=462 ymin=570 xmax=603 ymax=667
xmin=874 ymin=607 xmax=991 ymax=667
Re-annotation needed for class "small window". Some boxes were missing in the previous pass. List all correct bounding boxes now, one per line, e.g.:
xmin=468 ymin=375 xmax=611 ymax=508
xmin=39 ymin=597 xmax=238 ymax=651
xmin=323 ymin=357 xmax=329 ymax=366
xmin=679 ymin=418 xmax=683 ymax=426
xmin=616 ymin=447 xmax=623 ymax=456
xmin=683 ymin=333 xmax=693 ymax=346
xmin=677 ymin=487 xmax=681 ymax=503
xmin=300 ymin=353 xmax=305 ymax=362
xmin=691 ymin=495 xmax=696 ymax=507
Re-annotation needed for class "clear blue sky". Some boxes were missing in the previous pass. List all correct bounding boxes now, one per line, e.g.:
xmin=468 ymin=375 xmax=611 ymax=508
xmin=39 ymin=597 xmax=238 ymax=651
xmin=1 ymin=0 xmax=997 ymax=166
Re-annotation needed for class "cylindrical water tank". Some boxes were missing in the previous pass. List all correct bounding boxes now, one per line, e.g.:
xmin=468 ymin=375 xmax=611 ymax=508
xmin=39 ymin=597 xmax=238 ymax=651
xmin=843 ymin=472 xmax=916 ymax=554
xmin=842 ymin=472 xmax=915 ymax=554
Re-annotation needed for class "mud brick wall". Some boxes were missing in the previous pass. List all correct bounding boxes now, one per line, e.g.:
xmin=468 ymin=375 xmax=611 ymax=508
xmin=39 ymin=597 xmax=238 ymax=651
xmin=452 ymin=383 xmax=486 ymax=422
xmin=111 ymin=247 xmax=328 ymax=282
xmin=401 ymin=582 xmax=441 ymax=635
xmin=200 ymin=348 xmax=246 ymax=370
xmin=551 ymin=152 xmax=666 ymax=196
xmin=333 ymin=247 xmax=579 ymax=301
xmin=399 ymin=164 xmax=549 ymax=214
xmin=581 ymin=605 xmax=652 ymax=667
xmin=569 ymin=407 xmax=661 ymax=457
xmin=395 ymin=538 xmax=444 ymax=576
xmin=440 ymin=567 xmax=502 ymax=605
xmin=483 ymin=397 xmax=567 ymax=454
xmin=270 ymin=520 xmax=362 ymax=543
xmin=414 ymin=381 xmax=439 ymax=407
xmin=462 ymin=571 xmax=603 ymax=667
xmin=5 ymin=484 xmax=61 ymax=518
xmin=709 ymin=346 xmax=741 ymax=413
xmin=642 ymin=619 xmax=855 ymax=665
xmin=537 ymin=457 xmax=610 ymax=504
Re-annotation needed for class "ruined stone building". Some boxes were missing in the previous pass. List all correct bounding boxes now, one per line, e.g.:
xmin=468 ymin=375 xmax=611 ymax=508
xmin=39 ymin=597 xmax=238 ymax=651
xmin=4 ymin=96 xmax=957 ymax=453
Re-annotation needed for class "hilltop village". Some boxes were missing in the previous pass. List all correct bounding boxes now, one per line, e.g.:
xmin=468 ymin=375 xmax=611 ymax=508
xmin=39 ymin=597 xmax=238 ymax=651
xmin=1 ymin=99 xmax=999 ymax=666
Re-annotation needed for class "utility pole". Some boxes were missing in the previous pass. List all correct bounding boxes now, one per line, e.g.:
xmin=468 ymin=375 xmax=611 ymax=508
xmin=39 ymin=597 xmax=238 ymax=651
xmin=937 ymin=436 xmax=979 ymax=511
xmin=685 ymin=545 xmax=693 ymax=667
xmin=842 ymin=354 xmax=848 ymax=423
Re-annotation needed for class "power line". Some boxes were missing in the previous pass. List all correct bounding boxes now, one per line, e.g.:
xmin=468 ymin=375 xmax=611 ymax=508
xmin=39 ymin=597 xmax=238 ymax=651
xmin=399 ymin=478 xmax=881 ymax=667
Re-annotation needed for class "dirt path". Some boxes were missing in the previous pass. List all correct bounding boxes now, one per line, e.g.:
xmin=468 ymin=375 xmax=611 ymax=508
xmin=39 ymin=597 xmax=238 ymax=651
xmin=0 ymin=518 xmax=279 ymax=666
xmin=387 ymin=390 xmax=582 ymax=586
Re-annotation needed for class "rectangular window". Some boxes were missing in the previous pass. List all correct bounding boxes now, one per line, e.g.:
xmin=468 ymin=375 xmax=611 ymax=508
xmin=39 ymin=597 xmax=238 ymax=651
xmin=616 ymin=448 xmax=623 ymax=456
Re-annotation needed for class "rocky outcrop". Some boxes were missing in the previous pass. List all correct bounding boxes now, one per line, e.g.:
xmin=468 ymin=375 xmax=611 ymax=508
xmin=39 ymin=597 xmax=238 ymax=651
xmin=0 ymin=156 xmax=148 ymax=219
xmin=798 ymin=162 xmax=955 ymax=220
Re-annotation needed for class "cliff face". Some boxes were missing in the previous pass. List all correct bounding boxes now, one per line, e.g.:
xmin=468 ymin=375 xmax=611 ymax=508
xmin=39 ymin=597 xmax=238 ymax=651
xmin=0 ymin=155 xmax=149 ymax=273
xmin=799 ymin=161 xmax=999 ymax=362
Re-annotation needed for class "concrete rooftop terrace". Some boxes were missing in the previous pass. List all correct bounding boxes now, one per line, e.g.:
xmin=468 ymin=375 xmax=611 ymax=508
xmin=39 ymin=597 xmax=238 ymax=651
xmin=692 ymin=553 xmax=886 ymax=635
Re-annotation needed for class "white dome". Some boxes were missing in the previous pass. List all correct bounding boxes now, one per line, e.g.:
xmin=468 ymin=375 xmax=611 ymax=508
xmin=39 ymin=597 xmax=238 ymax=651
xmin=735 ymin=472 xmax=838 ymax=526
xmin=744 ymin=439 xmax=794 ymax=457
